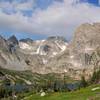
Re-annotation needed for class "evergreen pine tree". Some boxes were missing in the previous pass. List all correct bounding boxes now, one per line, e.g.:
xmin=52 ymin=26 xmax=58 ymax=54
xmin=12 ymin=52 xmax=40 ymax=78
xmin=81 ymin=76 xmax=88 ymax=88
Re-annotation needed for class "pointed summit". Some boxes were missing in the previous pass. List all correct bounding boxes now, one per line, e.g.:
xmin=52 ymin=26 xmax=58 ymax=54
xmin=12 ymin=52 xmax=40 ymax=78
xmin=20 ymin=38 xmax=33 ymax=43
xmin=8 ymin=35 xmax=18 ymax=45
xmin=47 ymin=36 xmax=67 ymax=42
xmin=0 ymin=34 xmax=8 ymax=49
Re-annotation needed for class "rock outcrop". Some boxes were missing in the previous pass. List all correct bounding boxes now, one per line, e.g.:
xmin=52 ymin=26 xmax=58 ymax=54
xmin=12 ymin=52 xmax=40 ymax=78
xmin=0 ymin=23 xmax=100 ymax=80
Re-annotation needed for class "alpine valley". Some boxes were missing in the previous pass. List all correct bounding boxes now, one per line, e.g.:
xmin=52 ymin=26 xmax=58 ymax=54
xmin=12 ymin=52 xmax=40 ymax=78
xmin=0 ymin=23 xmax=100 ymax=99
xmin=1 ymin=23 xmax=100 ymax=78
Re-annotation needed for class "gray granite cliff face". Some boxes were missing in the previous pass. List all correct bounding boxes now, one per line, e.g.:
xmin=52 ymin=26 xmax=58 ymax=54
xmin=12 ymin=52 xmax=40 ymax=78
xmin=46 ymin=23 xmax=100 ymax=79
xmin=0 ymin=23 xmax=100 ymax=79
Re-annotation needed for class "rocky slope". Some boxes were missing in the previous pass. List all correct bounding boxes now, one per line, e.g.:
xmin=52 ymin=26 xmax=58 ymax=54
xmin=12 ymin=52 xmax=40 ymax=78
xmin=19 ymin=36 xmax=67 ymax=57
xmin=0 ymin=35 xmax=68 ymax=73
xmin=0 ymin=23 xmax=100 ymax=80
xmin=47 ymin=23 xmax=100 ymax=79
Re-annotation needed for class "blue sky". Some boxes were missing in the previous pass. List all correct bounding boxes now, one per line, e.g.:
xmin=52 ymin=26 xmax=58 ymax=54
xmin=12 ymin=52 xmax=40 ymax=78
xmin=0 ymin=0 xmax=100 ymax=40
xmin=88 ymin=0 xmax=98 ymax=5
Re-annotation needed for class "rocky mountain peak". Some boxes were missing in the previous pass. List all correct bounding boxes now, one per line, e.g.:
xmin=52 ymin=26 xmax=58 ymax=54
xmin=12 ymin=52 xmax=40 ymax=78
xmin=74 ymin=23 xmax=100 ymax=38
xmin=47 ymin=36 xmax=67 ymax=42
xmin=8 ymin=35 xmax=18 ymax=45
xmin=70 ymin=23 xmax=100 ymax=52
xmin=0 ymin=23 xmax=100 ymax=80
xmin=20 ymin=38 xmax=33 ymax=43
xmin=0 ymin=35 xmax=8 ymax=50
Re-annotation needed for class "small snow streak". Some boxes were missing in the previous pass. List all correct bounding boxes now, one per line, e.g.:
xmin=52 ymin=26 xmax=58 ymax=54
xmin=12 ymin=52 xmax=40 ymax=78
xmin=19 ymin=42 xmax=32 ymax=50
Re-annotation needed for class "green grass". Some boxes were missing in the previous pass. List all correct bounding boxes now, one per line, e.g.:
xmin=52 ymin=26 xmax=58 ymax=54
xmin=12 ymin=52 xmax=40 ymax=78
xmin=1 ymin=67 xmax=100 ymax=100
xmin=23 ymin=84 xmax=100 ymax=100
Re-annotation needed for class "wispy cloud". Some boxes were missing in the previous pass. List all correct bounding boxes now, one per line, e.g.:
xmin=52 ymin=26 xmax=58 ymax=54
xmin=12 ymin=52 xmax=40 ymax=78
xmin=0 ymin=0 xmax=36 ymax=14
xmin=0 ymin=0 xmax=100 ymax=40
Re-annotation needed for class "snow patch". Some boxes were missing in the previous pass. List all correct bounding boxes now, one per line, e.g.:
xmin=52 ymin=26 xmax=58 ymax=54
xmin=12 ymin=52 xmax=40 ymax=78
xmin=41 ymin=40 xmax=46 ymax=42
xmin=19 ymin=42 xmax=32 ymax=50
xmin=36 ymin=40 xmax=45 ymax=43
xmin=36 ymin=40 xmax=46 ymax=55
xmin=36 ymin=45 xmax=41 ymax=54
xmin=55 ymin=41 xmax=66 ymax=52
xmin=53 ymin=52 xmax=57 ymax=56
xmin=70 ymin=55 xmax=74 ymax=59
xmin=62 ymin=45 xmax=66 ymax=51
xmin=64 ymin=69 xmax=68 ymax=73
xmin=42 ymin=58 xmax=48 ymax=64
xmin=35 ymin=40 xmax=41 ymax=43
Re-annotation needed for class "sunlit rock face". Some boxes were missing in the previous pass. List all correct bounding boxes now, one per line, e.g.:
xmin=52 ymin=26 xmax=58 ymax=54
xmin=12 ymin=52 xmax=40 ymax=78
xmin=46 ymin=23 xmax=100 ymax=79
xmin=0 ymin=23 xmax=100 ymax=80
xmin=69 ymin=23 xmax=100 ymax=67
xmin=19 ymin=36 xmax=68 ymax=58
xmin=0 ymin=35 xmax=68 ymax=73
xmin=0 ymin=35 xmax=8 ymax=50
xmin=71 ymin=23 xmax=100 ymax=51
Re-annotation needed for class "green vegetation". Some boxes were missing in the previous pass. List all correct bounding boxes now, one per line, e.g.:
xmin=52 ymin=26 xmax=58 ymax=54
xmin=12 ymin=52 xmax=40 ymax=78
xmin=80 ymin=76 xmax=88 ymax=88
xmin=0 ymin=67 xmax=100 ymax=100
xmin=0 ymin=67 xmax=75 ymax=99
xmin=21 ymin=69 xmax=100 ymax=100
xmin=90 ymin=69 xmax=100 ymax=84
xmin=23 ymin=84 xmax=100 ymax=100
xmin=0 ymin=67 xmax=74 ymax=85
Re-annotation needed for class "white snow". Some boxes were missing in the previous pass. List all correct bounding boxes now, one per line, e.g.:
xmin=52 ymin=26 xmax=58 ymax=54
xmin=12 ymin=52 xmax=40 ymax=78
xmin=41 ymin=40 xmax=46 ymax=42
xmin=55 ymin=41 xmax=66 ymax=52
xmin=62 ymin=45 xmax=66 ymax=51
xmin=42 ymin=58 xmax=48 ymax=64
xmin=36 ymin=40 xmax=45 ymax=43
xmin=55 ymin=41 xmax=62 ymax=50
xmin=70 ymin=55 xmax=74 ymax=59
xmin=19 ymin=42 xmax=32 ymax=50
xmin=36 ymin=40 xmax=46 ymax=55
xmin=36 ymin=45 xmax=41 ymax=54
xmin=64 ymin=69 xmax=68 ymax=73
xmin=19 ymin=39 xmax=67 ymax=56
xmin=50 ymin=52 xmax=58 ymax=57
xmin=53 ymin=52 xmax=57 ymax=56
xmin=35 ymin=40 xmax=41 ymax=43
xmin=19 ymin=39 xmax=46 ymax=55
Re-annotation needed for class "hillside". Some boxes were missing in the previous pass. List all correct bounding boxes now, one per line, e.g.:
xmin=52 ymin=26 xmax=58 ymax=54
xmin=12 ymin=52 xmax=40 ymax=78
xmin=0 ymin=23 xmax=100 ymax=80
xmin=23 ymin=84 xmax=100 ymax=100
xmin=0 ymin=23 xmax=100 ymax=99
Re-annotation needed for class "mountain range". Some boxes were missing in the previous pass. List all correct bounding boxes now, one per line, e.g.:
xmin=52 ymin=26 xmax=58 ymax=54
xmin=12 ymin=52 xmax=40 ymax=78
xmin=0 ymin=23 xmax=100 ymax=80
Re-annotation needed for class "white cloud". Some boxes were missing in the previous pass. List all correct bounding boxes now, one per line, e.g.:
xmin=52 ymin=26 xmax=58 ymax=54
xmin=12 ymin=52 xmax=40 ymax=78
xmin=0 ymin=11 xmax=34 ymax=33
xmin=14 ymin=0 xmax=35 ymax=11
xmin=0 ymin=0 xmax=100 ymax=39
xmin=0 ymin=0 xmax=35 ymax=12
xmin=0 ymin=2 xmax=13 ymax=11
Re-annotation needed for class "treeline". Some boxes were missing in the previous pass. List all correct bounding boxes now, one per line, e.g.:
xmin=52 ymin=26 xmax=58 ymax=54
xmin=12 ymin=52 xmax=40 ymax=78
xmin=81 ymin=69 xmax=100 ymax=88
xmin=90 ymin=69 xmax=100 ymax=84
xmin=35 ymin=69 xmax=100 ymax=92
xmin=0 ymin=69 xmax=100 ymax=99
